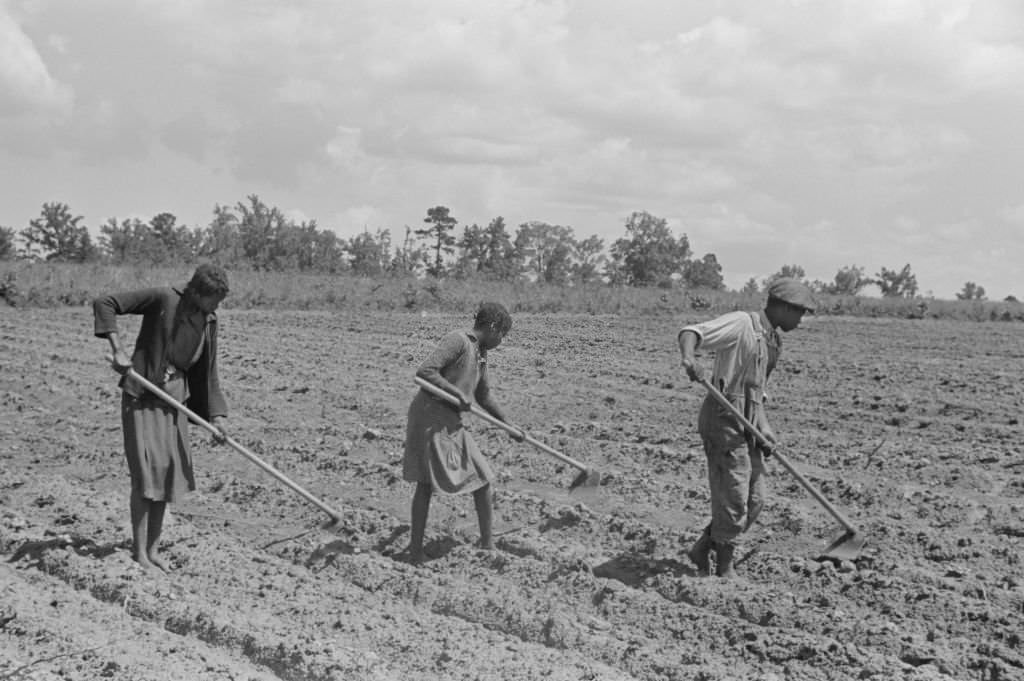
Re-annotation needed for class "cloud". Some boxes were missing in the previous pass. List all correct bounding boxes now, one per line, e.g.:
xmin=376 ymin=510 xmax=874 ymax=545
xmin=1001 ymin=203 xmax=1024 ymax=224
xmin=72 ymin=99 xmax=155 ymax=165
xmin=277 ymin=77 xmax=329 ymax=107
xmin=2 ymin=0 xmax=1023 ymax=297
xmin=336 ymin=204 xmax=385 ymax=233
xmin=360 ymin=125 xmax=541 ymax=166
xmin=159 ymin=112 xmax=224 ymax=164
xmin=0 ymin=2 xmax=72 ymax=118
xmin=226 ymin=103 xmax=337 ymax=187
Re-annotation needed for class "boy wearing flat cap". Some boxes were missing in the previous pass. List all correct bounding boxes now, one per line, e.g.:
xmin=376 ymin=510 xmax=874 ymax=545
xmin=677 ymin=277 xmax=814 ymax=578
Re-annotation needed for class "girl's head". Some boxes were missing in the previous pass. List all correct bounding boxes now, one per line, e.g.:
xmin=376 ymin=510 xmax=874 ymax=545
xmin=473 ymin=302 xmax=512 ymax=350
xmin=185 ymin=264 xmax=230 ymax=313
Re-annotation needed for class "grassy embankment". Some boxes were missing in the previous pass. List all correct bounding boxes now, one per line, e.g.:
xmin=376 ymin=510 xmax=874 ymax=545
xmin=1 ymin=261 xmax=1021 ymax=321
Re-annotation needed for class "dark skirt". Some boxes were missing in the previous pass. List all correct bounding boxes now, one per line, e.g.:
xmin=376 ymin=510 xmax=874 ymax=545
xmin=121 ymin=374 xmax=194 ymax=502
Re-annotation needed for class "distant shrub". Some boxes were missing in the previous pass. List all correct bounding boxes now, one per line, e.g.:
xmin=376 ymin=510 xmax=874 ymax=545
xmin=0 ymin=271 xmax=20 ymax=307
xmin=2 ymin=261 xmax=1022 ymax=322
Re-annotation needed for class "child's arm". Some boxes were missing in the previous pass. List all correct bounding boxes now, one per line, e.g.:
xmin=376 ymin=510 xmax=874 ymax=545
xmin=93 ymin=287 xmax=165 ymax=373
xmin=92 ymin=287 xmax=165 ymax=335
xmin=474 ymin=364 xmax=524 ymax=441
xmin=474 ymin=378 xmax=505 ymax=422
xmin=415 ymin=333 xmax=472 ymax=409
xmin=104 ymin=331 xmax=132 ymax=373
xmin=678 ymin=329 xmax=704 ymax=382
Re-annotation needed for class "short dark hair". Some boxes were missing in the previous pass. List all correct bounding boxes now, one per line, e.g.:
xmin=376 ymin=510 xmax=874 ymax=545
xmin=186 ymin=264 xmax=230 ymax=298
xmin=474 ymin=302 xmax=512 ymax=334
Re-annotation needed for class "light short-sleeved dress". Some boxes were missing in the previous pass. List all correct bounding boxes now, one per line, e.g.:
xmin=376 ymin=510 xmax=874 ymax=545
xmin=403 ymin=330 xmax=495 ymax=495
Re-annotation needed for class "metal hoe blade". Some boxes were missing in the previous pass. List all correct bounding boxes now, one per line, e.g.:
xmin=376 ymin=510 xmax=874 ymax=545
xmin=818 ymin=530 xmax=868 ymax=563
xmin=698 ymin=378 xmax=869 ymax=562
xmin=568 ymin=467 xmax=602 ymax=494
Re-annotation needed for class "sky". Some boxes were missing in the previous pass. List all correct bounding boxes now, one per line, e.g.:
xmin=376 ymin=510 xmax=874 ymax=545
xmin=1 ymin=0 xmax=1022 ymax=299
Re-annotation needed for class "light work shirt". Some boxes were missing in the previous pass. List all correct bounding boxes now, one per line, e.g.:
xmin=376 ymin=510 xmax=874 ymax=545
xmin=680 ymin=311 xmax=773 ymax=403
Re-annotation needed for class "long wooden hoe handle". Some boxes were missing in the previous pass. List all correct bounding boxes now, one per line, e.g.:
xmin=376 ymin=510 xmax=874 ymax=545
xmin=699 ymin=377 xmax=859 ymax=535
xmin=120 ymin=366 xmax=343 ymax=523
xmin=413 ymin=376 xmax=589 ymax=473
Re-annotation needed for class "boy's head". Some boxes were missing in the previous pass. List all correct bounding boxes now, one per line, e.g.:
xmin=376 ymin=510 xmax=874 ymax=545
xmin=765 ymin=277 xmax=813 ymax=332
xmin=474 ymin=302 xmax=512 ymax=349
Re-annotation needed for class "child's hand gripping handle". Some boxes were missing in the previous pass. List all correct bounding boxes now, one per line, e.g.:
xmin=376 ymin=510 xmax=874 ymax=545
xmin=413 ymin=376 xmax=587 ymax=473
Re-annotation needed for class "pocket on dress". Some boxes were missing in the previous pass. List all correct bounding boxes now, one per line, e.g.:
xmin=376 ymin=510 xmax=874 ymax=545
xmin=428 ymin=428 xmax=484 ymax=494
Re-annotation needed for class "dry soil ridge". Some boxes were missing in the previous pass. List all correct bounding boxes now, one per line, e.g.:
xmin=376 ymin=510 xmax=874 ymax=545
xmin=1 ymin=308 xmax=1021 ymax=680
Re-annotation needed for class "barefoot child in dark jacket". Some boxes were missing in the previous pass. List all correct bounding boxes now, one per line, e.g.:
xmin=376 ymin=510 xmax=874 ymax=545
xmin=402 ymin=302 xmax=522 ymax=564
xmin=93 ymin=264 xmax=230 ymax=572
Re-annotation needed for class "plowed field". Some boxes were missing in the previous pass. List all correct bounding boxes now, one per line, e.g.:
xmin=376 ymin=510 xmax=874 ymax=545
xmin=1 ymin=307 xmax=1022 ymax=680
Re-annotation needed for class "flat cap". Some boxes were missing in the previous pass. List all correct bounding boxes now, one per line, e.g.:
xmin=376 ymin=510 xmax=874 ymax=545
xmin=767 ymin=277 xmax=815 ymax=312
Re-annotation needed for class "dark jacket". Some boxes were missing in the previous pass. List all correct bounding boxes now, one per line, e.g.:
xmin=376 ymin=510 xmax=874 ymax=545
xmin=93 ymin=286 xmax=227 ymax=420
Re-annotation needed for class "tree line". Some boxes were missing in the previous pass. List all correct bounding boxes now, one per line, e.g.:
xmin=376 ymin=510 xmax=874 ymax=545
xmin=740 ymin=264 xmax=1003 ymax=302
xmin=0 ymin=197 xmax=1004 ymax=301
xmin=0 ymin=197 xmax=723 ymax=289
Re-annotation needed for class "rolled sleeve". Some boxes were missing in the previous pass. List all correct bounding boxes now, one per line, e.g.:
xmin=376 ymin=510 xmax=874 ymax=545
xmin=681 ymin=311 xmax=748 ymax=353
xmin=92 ymin=288 xmax=166 ymax=338
xmin=92 ymin=296 xmax=120 ymax=337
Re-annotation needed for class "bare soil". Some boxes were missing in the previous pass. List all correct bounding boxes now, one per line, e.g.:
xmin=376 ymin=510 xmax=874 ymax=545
xmin=1 ymin=307 xmax=1022 ymax=680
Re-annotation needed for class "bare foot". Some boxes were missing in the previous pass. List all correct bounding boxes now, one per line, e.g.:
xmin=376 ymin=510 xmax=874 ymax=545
xmin=148 ymin=552 xmax=172 ymax=573
xmin=131 ymin=553 xmax=162 ymax=573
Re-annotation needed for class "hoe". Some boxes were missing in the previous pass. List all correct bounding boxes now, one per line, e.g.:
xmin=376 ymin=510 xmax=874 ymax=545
xmin=116 ymin=364 xmax=345 ymax=527
xmin=414 ymin=376 xmax=602 ymax=493
xmin=699 ymin=378 xmax=867 ymax=562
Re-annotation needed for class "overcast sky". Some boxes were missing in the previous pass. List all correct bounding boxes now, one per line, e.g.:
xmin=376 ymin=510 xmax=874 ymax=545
xmin=2 ymin=0 xmax=1022 ymax=298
